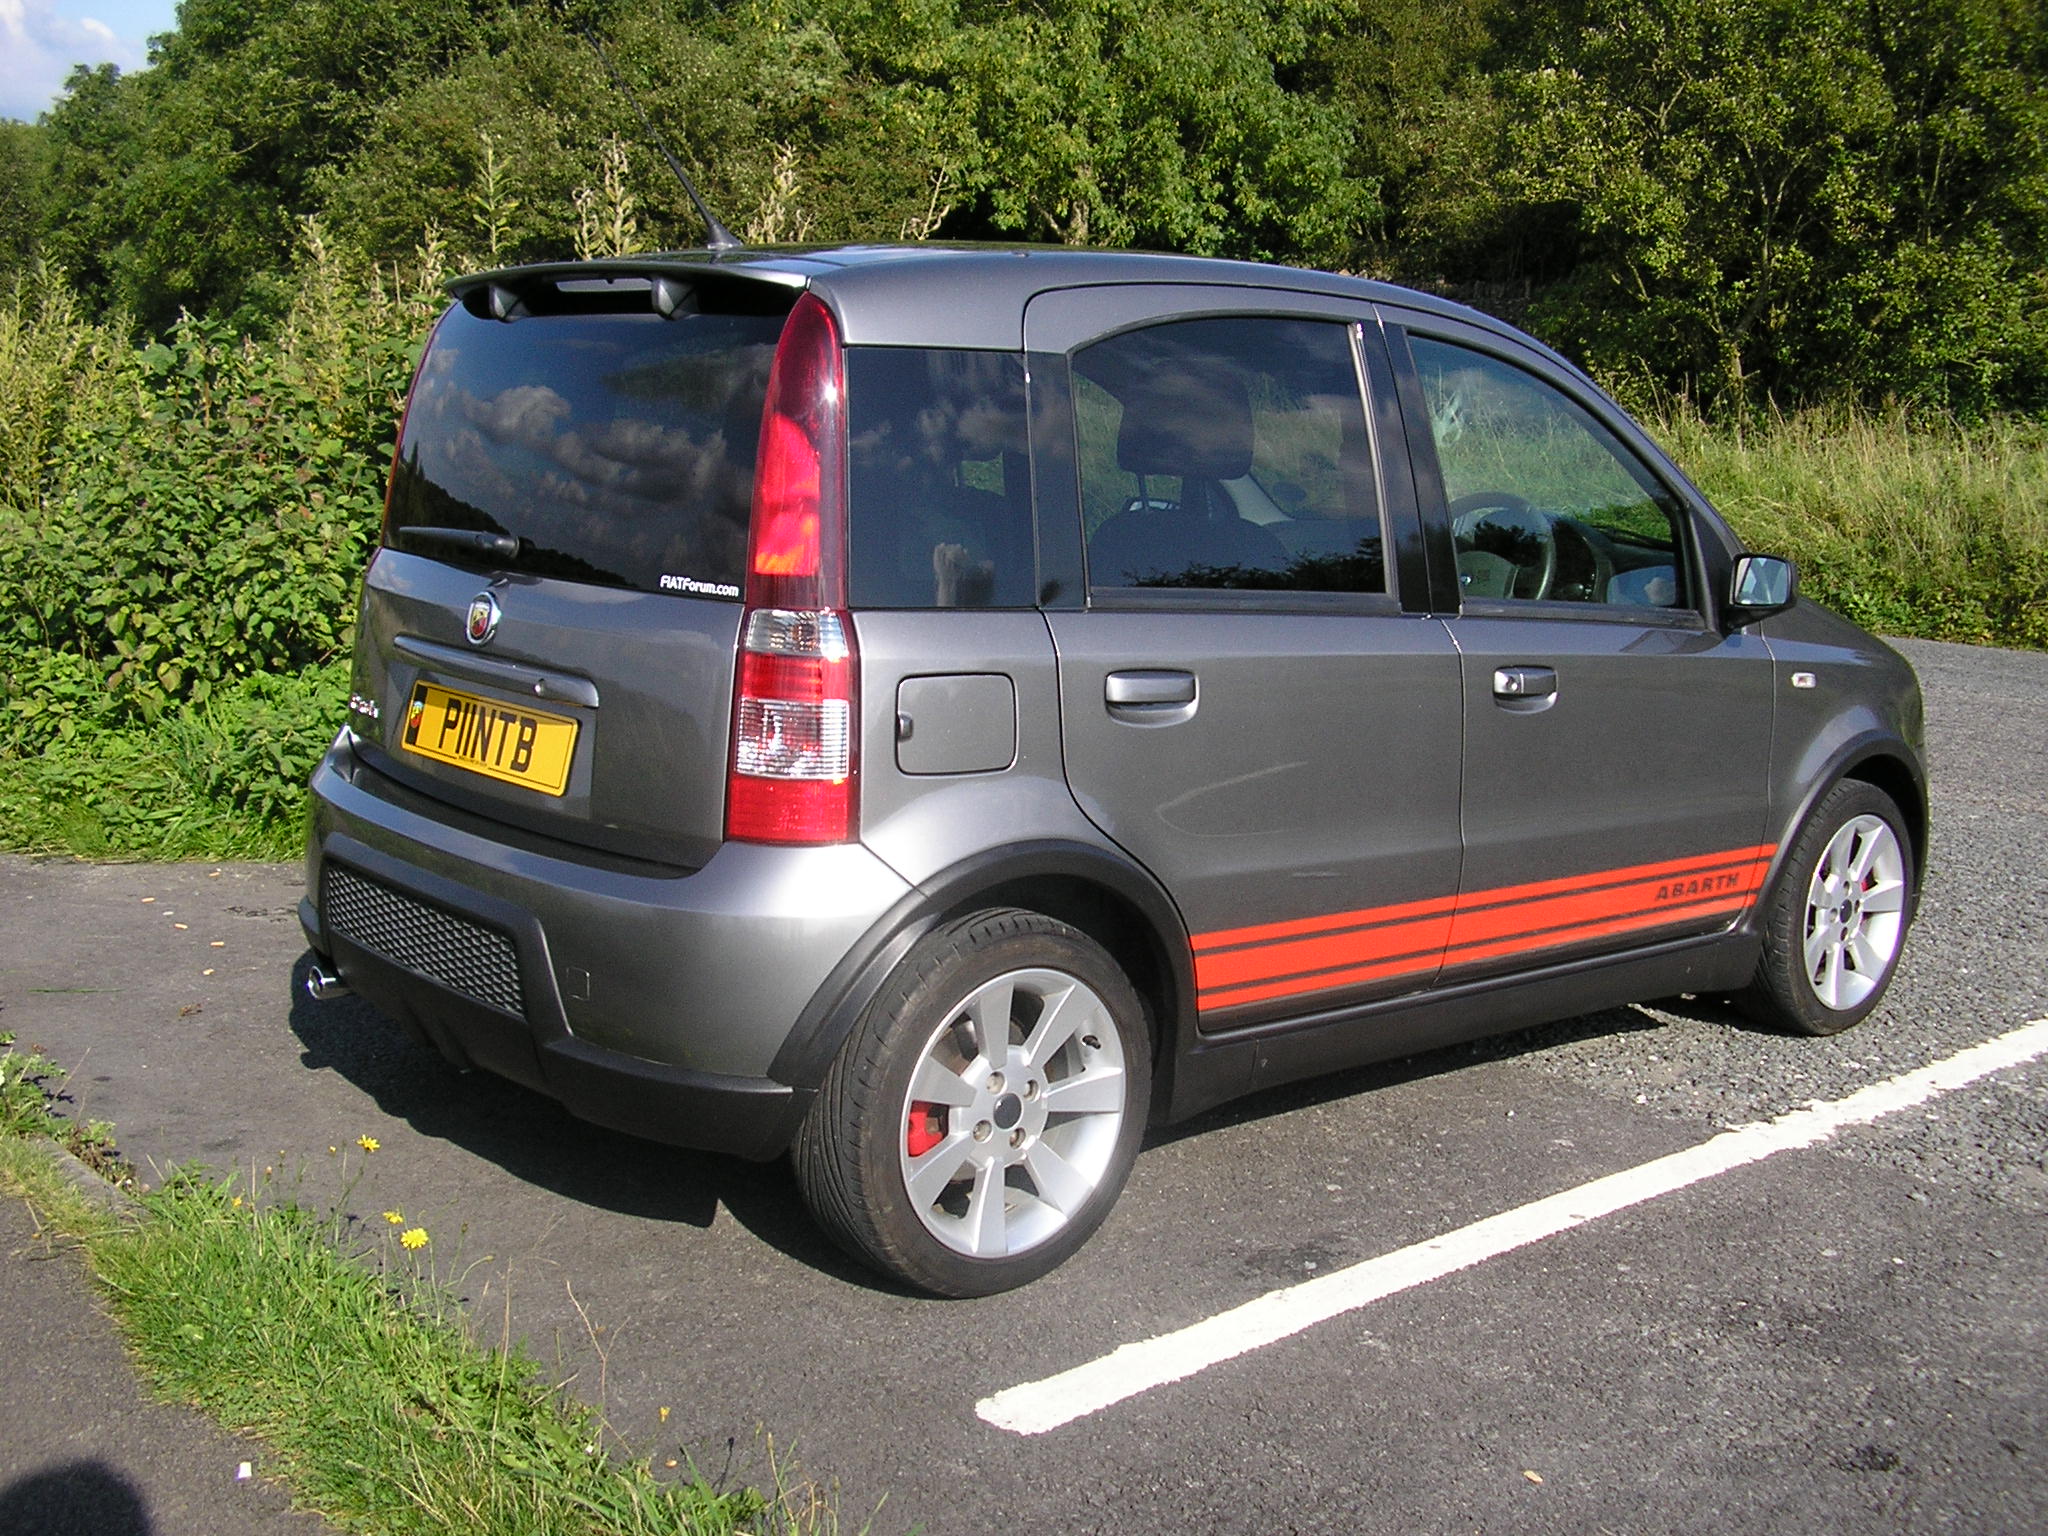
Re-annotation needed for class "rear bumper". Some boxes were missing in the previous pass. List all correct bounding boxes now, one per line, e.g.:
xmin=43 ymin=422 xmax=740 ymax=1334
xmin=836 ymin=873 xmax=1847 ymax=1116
xmin=302 ymin=732 xmax=912 ymax=1159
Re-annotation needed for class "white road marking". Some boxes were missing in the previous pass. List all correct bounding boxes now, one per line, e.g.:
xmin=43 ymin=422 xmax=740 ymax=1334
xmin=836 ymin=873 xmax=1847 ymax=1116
xmin=978 ymin=1016 xmax=2048 ymax=1436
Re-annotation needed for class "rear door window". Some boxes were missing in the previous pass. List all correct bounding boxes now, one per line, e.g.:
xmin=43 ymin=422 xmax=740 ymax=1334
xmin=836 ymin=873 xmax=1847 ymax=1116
xmin=1073 ymin=316 xmax=1384 ymax=594
xmin=387 ymin=297 xmax=787 ymax=597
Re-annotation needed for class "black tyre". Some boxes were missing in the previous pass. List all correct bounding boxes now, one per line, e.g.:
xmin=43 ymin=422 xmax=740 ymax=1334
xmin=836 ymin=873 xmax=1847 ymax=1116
xmin=1738 ymin=780 xmax=1916 ymax=1036
xmin=791 ymin=908 xmax=1151 ymax=1297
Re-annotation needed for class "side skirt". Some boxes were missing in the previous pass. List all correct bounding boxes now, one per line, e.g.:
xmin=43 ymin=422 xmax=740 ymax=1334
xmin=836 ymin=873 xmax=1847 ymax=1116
xmin=1164 ymin=928 xmax=1761 ymax=1124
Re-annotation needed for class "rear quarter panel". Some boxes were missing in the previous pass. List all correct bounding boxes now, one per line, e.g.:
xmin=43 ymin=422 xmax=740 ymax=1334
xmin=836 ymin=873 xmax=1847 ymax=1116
xmin=854 ymin=610 xmax=1109 ymax=884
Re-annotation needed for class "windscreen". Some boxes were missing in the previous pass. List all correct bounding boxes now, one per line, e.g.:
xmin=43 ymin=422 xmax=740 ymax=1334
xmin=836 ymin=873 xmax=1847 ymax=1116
xmin=386 ymin=297 xmax=789 ymax=597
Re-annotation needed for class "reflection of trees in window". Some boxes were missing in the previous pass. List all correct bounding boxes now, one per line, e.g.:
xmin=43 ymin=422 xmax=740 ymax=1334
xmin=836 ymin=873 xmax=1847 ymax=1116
xmin=387 ymin=308 xmax=768 ymax=593
xmin=1127 ymin=539 xmax=1386 ymax=592
xmin=845 ymin=348 xmax=1031 ymax=608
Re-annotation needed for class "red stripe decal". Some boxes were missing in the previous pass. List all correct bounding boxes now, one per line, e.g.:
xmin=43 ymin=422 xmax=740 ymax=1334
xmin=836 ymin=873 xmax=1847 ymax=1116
xmin=1195 ymin=889 xmax=1461 ymax=954
xmin=1193 ymin=844 xmax=1776 ymax=1013
xmin=1446 ymin=844 xmax=1776 ymax=917
xmin=1444 ymin=855 xmax=1767 ymax=951
xmin=1440 ymin=892 xmax=1758 ymax=973
xmin=1194 ymin=912 xmax=1453 ymax=992
xmin=1199 ymin=948 xmax=1445 ymax=1011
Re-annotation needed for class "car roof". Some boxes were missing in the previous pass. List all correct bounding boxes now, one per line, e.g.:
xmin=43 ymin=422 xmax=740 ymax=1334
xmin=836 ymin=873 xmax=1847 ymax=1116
xmin=455 ymin=241 xmax=1521 ymax=353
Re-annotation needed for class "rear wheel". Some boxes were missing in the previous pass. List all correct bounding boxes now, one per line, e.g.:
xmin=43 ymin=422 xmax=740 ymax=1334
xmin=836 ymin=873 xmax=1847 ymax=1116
xmin=1739 ymin=780 xmax=1915 ymax=1036
xmin=793 ymin=908 xmax=1151 ymax=1296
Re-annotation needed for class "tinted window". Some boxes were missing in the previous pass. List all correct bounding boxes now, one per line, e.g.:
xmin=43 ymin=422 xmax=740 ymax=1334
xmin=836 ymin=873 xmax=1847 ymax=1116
xmin=387 ymin=300 xmax=786 ymax=597
xmin=1074 ymin=317 xmax=1383 ymax=594
xmin=847 ymin=348 xmax=1032 ymax=608
xmin=1410 ymin=337 xmax=1689 ymax=609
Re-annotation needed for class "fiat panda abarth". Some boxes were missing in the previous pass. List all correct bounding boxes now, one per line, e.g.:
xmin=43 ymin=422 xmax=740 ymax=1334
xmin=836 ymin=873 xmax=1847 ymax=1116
xmin=300 ymin=243 xmax=1926 ymax=1296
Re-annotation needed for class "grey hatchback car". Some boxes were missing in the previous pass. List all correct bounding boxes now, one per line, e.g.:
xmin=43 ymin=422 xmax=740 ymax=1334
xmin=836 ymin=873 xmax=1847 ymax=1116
xmin=301 ymin=243 xmax=1925 ymax=1295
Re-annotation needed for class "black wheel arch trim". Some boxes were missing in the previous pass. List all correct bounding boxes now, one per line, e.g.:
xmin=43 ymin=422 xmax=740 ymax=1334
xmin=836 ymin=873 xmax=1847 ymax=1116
xmin=1753 ymin=732 xmax=1929 ymax=929
xmin=768 ymin=839 xmax=1198 ymax=1103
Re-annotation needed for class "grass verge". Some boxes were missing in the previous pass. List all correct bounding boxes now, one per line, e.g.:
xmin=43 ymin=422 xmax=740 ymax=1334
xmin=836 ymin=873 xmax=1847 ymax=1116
xmin=0 ymin=727 xmax=304 ymax=862
xmin=0 ymin=663 xmax=342 ymax=862
xmin=0 ymin=1035 xmax=843 ymax=1535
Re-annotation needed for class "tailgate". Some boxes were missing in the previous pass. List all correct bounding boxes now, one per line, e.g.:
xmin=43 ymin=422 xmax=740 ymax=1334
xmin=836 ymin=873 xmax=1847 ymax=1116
xmin=351 ymin=553 xmax=742 ymax=868
xmin=348 ymin=269 xmax=798 ymax=867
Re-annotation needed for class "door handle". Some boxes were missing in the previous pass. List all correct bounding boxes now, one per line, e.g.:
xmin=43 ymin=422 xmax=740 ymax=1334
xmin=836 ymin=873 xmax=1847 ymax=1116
xmin=1105 ymin=669 xmax=1196 ymax=708
xmin=1492 ymin=665 xmax=1557 ymax=700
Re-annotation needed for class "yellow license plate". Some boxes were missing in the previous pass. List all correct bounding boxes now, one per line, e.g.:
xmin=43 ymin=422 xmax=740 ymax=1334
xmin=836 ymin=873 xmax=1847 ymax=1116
xmin=401 ymin=681 xmax=578 ymax=796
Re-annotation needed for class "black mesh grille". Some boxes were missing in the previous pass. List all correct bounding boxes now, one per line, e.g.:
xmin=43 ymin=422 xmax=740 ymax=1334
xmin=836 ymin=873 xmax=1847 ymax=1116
xmin=322 ymin=865 xmax=525 ymax=1017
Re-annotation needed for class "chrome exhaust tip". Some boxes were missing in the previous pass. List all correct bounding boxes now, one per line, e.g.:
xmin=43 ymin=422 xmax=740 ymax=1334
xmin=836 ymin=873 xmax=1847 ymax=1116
xmin=305 ymin=963 xmax=351 ymax=1001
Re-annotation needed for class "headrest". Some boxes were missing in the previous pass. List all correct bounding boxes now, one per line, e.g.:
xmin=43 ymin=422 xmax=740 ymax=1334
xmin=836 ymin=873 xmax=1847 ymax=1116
xmin=1115 ymin=363 xmax=1254 ymax=480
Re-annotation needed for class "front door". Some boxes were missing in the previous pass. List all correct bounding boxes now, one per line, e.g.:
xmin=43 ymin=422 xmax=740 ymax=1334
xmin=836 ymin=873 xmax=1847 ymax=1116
xmin=1394 ymin=322 xmax=1776 ymax=983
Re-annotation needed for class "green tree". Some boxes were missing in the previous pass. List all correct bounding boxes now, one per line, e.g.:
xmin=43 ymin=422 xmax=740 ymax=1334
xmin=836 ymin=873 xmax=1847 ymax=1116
xmin=317 ymin=4 xmax=946 ymax=267
xmin=38 ymin=0 xmax=502 ymax=328
xmin=0 ymin=122 xmax=51 ymax=282
xmin=926 ymin=0 xmax=1370 ymax=261
xmin=1291 ymin=0 xmax=1498 ymax=259
xmin=1484 ymin=0 xmax=2048 ymax=413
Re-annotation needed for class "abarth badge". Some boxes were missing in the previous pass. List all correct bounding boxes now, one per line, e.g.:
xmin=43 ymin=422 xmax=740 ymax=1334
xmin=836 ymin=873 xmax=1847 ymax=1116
xmin=466 ymin=592 xmax=501 ymax=646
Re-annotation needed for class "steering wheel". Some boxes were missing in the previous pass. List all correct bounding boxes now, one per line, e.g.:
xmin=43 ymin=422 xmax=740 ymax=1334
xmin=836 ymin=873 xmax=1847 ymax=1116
xmin=1450 ymin=490 xmax=1556 ymax=601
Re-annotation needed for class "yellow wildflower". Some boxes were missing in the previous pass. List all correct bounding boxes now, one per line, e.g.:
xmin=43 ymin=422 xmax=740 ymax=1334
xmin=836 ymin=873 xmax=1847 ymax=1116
xmin=231 ymin=1195 xmax=244 ymax=1209
xmin=356 ymin=1135 xmax=380 ymax=1153
xmin=382 ymin=1210 xmax=405 ymax=1226
xmin=400 ymin=1227 xmax=429 ymax=1250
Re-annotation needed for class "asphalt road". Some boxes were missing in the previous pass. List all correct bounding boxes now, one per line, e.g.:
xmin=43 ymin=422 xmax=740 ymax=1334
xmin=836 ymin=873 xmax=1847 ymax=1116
xmin=2 ymin=635 xmax=2043 ymax=1535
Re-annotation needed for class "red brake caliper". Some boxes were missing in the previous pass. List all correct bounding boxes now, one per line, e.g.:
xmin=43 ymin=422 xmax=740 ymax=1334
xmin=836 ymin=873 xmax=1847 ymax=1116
xmin=906 ymin=1101 xmax=946 ymax=1157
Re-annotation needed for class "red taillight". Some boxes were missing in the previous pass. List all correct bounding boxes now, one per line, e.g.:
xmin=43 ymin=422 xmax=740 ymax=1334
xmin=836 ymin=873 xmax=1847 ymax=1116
xmin=726 ymin=610 xmax=855 ymax=843
xmin=749 ymin=411 xmax=823 ymax=580
xmin=728 ymin=292 xmax=857 ymax=846
xmin=745 ymin=292 xmax=845 ymax=611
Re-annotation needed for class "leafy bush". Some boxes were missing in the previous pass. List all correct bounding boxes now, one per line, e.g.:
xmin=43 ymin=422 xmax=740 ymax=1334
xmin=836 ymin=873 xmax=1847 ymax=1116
xmin=0 ymin=227 xmax=419 ymax=728
xmin=0 ymin=664 xmax=346 ymax=860
xmin=0 ymin=227 xmax=405 ymax=859
xmin=162 ymin=662 xmax=352 ymax=829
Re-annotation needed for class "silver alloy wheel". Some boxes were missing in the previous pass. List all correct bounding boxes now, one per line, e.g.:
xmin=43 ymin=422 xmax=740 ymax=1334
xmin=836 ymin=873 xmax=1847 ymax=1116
xmin=896 ymin=965 xmax=1129 ymax=1258
xmin=1801 ymin=812 xmax=1908 ymax=1011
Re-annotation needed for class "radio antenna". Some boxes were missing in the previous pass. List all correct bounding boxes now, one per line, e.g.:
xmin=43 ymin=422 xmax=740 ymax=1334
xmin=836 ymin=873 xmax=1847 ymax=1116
xmin=579 ymin=29 xmax=742 ymax=252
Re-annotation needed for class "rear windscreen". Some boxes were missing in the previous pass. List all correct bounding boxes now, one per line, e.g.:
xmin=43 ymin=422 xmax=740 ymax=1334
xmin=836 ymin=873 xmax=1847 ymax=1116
xmin=386 ymin=297 xmax=790 ymax=597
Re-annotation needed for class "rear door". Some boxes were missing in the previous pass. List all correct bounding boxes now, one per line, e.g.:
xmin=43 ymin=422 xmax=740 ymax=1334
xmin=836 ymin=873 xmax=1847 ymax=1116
xmin=1025 ymin=285 xmax=1464 ymax=1029
xmin=1384 ymin=312 xmax=1776 ymax=981
xmin=355 ymin=271 xmax=796 ymax=869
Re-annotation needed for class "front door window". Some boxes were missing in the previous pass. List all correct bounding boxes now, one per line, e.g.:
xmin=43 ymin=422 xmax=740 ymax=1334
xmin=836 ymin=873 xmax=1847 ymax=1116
xmin=1409 ymin=337 xmax=1689 ymax=611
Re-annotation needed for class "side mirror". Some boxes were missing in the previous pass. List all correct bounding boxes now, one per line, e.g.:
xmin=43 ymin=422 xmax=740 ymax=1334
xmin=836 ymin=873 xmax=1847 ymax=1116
xmin=1727 ymin=554 xmax=1796 ymax=623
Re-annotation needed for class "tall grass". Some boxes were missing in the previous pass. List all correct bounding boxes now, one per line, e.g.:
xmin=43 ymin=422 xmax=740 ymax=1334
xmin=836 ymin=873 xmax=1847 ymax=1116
xmin=1655 ymin=405 xmax=2048 ymax=650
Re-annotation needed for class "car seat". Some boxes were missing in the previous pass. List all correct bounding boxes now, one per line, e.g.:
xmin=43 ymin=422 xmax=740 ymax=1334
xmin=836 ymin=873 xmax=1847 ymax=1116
xmin=1088 ymin=362 xmax=1290 ymax=586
